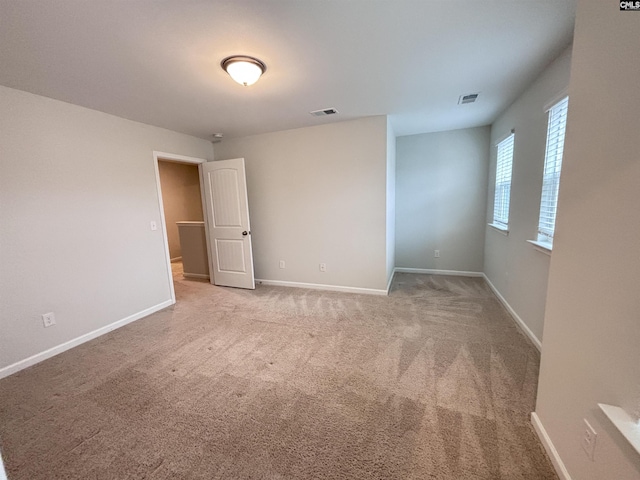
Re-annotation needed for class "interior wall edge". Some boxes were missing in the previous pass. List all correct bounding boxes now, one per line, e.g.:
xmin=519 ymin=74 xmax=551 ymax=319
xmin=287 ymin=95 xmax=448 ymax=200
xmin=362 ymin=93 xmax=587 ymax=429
xmin=531 ymin=412 xmax=573 ymax=480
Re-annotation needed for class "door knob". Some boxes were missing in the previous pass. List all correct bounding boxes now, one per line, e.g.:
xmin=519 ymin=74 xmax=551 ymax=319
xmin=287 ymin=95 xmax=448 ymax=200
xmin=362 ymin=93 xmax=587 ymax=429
xmin=242 ymin=231 xmax=250 ymax=236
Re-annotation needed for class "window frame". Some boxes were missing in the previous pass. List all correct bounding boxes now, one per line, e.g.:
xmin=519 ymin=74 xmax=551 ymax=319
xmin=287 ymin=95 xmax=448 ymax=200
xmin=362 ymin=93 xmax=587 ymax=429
xmin=532 ymin=95 xmax=569 ymax=251
xmin=490 ymin=131 xmax=515 ymax=233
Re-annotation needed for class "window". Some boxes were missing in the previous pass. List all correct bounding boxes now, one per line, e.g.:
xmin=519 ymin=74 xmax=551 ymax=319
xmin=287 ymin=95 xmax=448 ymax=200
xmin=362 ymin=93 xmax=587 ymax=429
xmin=536 ymin=96 xmax=568 ymax=247
xmin=492 ymin=132 xmax=515 ymax=230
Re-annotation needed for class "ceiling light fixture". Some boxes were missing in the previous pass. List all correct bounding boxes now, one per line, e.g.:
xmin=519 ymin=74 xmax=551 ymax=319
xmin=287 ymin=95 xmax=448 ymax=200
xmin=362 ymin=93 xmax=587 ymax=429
xmin=221 ymin=55 xmax=266 ymax=87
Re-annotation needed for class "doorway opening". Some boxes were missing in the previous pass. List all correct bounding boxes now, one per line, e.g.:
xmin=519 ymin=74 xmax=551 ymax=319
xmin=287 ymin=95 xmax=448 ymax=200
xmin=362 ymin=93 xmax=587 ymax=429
xmin=152 ymin=151 xmax=208 ymax=304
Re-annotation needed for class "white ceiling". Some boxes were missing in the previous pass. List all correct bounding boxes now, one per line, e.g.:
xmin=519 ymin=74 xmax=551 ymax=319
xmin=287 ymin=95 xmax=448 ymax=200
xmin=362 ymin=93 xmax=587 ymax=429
xmin=0 ymin=0 xmax=576 ymax=140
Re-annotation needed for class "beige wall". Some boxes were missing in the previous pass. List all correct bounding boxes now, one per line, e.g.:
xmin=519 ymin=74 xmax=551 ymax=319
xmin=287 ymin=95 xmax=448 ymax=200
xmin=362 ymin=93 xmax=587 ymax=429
xmin=483 ymin=46 xmax=572 ymax=345
xmin=158 ymin=161 xmax=204 ymax=259
xmin=535 ymin=1 xmax=640 ymax=478
xmin=396 ymin=126 xmax=490 ymax=273
xmin=213 ymin=116 xmax=390 ymax=292
xmin=0 ymin=85 xmax=212 ymax=374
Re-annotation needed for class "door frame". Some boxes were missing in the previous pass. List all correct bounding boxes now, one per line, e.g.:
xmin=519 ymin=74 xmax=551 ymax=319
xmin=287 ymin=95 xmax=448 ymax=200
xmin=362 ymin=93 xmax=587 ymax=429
xmin=152 ymin=151 xmax=207 ymax=304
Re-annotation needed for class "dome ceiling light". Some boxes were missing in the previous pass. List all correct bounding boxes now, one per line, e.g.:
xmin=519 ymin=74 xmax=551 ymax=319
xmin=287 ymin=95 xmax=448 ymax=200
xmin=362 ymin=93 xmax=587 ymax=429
xmin=221 ymin=55 xmax=266 ymax=87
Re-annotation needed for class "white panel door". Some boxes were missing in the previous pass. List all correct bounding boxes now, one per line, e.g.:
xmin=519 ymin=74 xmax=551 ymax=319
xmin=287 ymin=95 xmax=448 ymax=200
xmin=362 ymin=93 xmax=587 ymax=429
xmin=200 ymin=158 xmax=255 ymax=289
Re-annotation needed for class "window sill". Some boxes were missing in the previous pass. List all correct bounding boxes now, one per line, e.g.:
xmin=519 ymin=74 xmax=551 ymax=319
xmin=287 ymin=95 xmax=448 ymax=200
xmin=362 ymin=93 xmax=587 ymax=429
xmin=527 ymin=240 xmax=552 ymax=255
xmin=488 ymin=223 xmax=509 ymax=235
xmin=599 ymin=404 xmax=640 ymax=457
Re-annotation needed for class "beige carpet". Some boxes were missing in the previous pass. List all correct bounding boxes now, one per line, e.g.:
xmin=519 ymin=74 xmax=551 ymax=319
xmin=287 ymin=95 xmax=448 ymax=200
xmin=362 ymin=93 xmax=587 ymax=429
xmin=0 ymin=266 xmax=557 ymax=479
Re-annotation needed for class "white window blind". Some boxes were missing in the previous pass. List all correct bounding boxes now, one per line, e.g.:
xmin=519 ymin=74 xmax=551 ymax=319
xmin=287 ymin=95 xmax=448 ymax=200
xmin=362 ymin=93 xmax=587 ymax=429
xmin=537 ymin=96 xmax=569 ymax=245
xmin=493 ymin=133 xmax=515 ymax=229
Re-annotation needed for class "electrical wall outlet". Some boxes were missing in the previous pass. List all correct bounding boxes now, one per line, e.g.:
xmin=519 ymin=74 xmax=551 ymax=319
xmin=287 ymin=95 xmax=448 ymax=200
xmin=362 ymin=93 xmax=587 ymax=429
xmin=434 ymin=250 xmax=440 ymax=258
xmin=150 ymin=221 xmax=157 ymax=231
xmin=42 ymin=312 xmax=56 ymax=327
xmin=581 ymin=418 xmax=597 ymax=461
xmin=319 ymin=263 xmax=327 ymax=272
xmin=279 ymin=260 xmax=285 ymax=269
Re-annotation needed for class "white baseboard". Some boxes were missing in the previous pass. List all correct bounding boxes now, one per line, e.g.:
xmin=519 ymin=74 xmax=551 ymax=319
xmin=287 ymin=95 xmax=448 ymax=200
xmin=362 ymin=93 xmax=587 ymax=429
xmin=482 ymin=274 xmax=542 ymax=351
xmin=255 ymin=279 xmax=388 ymax=296
xmin=394 ymin=267 xmax=484 ymax=277
xmin=0 ymin=299 xmax=174 ymax=380
xmin=0 ymin=452 xmax=6 ymax=480
xmin=386 ymin=268 xmax=396 ymax=294
xmin=183 ymin=273 xmax=209 ymax=279
xmin=531 ymin=412 xmax=572 ymax=480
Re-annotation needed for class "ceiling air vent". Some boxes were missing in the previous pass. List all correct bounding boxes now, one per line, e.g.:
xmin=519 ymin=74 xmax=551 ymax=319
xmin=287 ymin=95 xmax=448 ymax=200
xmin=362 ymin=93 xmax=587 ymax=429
xmin=458 ymin=93 xmax=479 ymax=105
xmin=310 ymin=108 xmax=339 ymax=116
